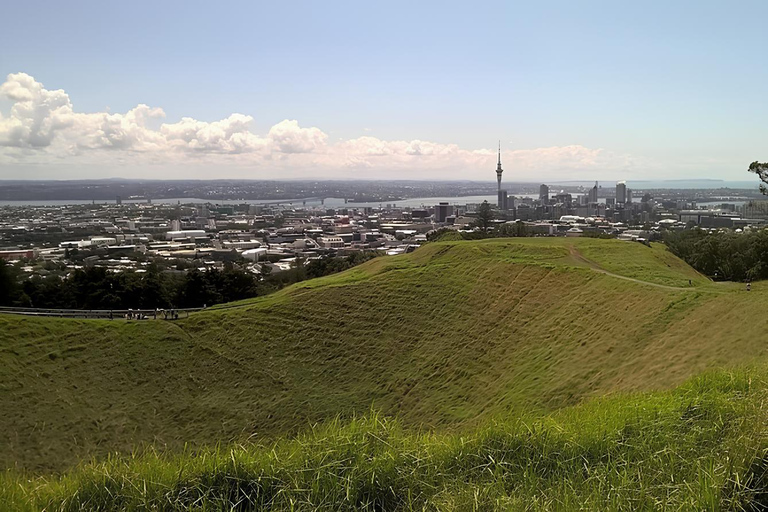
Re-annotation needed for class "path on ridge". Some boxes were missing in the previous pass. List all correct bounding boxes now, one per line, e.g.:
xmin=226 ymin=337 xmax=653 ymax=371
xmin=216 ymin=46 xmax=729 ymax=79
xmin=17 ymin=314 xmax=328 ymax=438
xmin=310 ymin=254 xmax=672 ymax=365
xmin=567 ymin=245 xmax=710 ymax=292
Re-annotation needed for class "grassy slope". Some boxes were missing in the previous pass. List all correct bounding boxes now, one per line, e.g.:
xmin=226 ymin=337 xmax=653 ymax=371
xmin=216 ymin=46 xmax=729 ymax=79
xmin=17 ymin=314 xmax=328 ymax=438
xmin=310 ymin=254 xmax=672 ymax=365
xmin=2 ymin=238 xmax=766 ymax=473
xmin=5 ymin=369 xmax=768 ymax=511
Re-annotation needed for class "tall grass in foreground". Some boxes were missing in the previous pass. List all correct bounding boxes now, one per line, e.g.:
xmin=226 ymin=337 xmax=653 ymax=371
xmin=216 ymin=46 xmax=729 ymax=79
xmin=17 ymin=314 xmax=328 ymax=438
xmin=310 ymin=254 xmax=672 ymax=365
xmin=4 ymin=369 xmax=768 ymax=511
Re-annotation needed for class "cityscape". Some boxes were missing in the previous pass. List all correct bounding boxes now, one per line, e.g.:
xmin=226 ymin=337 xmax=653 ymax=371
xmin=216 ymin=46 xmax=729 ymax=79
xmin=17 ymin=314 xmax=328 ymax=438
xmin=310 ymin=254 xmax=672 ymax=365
xmin=1 ymin=165 xmax=765 ymax=279
xmin=4 ymin=0 xmax=768 ymax=509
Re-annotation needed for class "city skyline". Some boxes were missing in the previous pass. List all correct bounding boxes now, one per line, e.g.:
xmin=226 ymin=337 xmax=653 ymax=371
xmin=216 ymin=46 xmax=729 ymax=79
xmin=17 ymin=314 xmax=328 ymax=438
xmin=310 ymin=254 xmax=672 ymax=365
xmin=1 ymin=1 xmax=766 ymax=181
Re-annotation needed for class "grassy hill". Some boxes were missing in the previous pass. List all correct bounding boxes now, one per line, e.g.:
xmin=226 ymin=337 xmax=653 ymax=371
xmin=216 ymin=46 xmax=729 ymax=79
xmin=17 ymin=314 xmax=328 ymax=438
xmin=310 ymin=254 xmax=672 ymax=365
xmin=5 ymin=369 xmax=768 ymax=510
xmin=2 ymin=238 xmax=766 ymax=476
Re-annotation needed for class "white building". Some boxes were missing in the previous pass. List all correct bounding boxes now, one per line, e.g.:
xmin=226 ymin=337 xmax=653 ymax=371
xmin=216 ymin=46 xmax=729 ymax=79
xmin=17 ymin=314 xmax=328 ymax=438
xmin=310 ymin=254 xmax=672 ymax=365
xmin=318 ymin=236 xmax=345 ymax=248
xmin=222 ymin=240 xmax=261 ymax=250
xmin=166 ymin=230 xmax=207 ymax=241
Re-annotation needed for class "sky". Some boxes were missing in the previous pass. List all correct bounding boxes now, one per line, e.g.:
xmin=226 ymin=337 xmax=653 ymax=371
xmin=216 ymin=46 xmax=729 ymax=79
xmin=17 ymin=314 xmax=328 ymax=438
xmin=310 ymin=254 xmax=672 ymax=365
xmin=0 ymin=0 xmax=766 ymax=182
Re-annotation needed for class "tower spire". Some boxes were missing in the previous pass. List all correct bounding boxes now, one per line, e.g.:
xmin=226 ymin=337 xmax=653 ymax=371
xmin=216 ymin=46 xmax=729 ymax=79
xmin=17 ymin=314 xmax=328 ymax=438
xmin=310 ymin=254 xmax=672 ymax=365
xmin=495 ymin=141 xmax=504 ymax=192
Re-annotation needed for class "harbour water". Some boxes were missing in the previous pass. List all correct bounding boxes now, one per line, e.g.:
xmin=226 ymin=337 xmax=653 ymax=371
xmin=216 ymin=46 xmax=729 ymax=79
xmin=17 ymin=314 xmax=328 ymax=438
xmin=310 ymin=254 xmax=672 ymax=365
xmin=0 ymin=179 xmax=760 ymax=207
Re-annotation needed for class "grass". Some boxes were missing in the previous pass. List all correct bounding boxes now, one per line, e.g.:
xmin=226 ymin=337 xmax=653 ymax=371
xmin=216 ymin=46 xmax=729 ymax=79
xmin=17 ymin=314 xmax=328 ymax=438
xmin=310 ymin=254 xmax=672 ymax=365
xmin=2 ymin=238 xmax=768 ymax=476
xmin=4 ymin=368 xmax=768 ymax=510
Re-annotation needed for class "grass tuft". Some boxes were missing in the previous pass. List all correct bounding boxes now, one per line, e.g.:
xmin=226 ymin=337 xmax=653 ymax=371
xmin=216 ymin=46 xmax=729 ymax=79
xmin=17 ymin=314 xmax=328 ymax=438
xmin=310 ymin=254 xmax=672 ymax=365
xmin=4 ymin=369 xmax=768 ymax=510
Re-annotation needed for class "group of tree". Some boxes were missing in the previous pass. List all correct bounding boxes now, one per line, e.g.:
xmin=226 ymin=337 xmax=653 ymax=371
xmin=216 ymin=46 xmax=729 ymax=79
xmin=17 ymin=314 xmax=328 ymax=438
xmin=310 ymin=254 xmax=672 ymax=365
xmin=0 ymin=252 xmax=379 ymax=310
xmin=666 ymin=161 xmax=768 ymax=280
xmin=428 ymin=222 xmax=531 ymax=244
xmin=428 ymin=201 xmax=522 ymax=242
xmin=664 ymin=228 xmax=768 ymax=281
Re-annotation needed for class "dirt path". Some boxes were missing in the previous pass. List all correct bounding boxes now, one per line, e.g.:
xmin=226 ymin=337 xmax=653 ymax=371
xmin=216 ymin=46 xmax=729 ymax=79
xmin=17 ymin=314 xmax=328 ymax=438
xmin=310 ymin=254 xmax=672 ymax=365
xmin=567 ymin=245 xmax=705 ymax=292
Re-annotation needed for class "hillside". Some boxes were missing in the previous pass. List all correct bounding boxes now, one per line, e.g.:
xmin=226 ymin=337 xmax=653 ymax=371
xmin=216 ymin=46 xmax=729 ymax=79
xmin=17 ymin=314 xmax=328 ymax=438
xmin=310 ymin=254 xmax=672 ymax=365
xmin=2 ymin=238 xmax=766 ymax=473
xmin=5 ymin=369 xmax=768 ymax=511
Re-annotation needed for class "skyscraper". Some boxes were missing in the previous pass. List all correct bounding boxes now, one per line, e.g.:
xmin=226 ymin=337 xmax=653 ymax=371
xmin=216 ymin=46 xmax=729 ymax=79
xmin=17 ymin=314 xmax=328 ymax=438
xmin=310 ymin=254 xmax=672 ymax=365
xmin=616 ymin=181 xmax=627 ymax=204
xmin=588 ymin=181 xmax=598 ymax=203
xmin=435 ymin=202 xmax=453 ymax=223
xmin=539 ymin=184 xmax=549 ymax=203
xmin=498 ymin=190 xmax=509 ymax=211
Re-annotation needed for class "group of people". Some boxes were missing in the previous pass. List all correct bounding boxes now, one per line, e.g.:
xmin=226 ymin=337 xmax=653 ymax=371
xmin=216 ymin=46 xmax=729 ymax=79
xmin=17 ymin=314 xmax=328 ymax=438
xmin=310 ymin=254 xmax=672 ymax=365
xmin=123 ymin=310 xmax=151 ymax=320
xmin=109 ymin=308 xmax=181 ymax=320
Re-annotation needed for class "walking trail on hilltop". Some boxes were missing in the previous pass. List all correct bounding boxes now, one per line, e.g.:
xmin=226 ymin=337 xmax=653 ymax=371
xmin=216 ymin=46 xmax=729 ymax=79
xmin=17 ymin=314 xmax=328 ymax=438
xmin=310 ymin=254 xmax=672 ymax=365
xmin=567 ymin=245 xmax=712 ymax=292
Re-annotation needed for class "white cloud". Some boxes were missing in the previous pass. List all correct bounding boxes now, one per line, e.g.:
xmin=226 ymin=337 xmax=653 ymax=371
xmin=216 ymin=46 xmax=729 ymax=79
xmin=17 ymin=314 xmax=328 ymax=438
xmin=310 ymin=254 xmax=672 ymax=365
xmin=76 ymin=105 xmax=166 ymax=151
xmin=162 ymin=114 xmax=267 ymax=154
xmin=267 ymin=119 xmax=327 ymax=154
xmin=0 ymin=72 xmax=644 ymax=179
xmin=0 ymin=72 xmax=75 ymax=148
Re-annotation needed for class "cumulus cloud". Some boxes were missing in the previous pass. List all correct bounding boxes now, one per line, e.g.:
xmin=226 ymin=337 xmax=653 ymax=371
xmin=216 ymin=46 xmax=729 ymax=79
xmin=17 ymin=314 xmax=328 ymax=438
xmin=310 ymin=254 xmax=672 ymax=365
xmin=267 ymin=119 xmax=327 ymax=154
xmin=0 ymin=72 xmax=641 ymax=179
xmin=162 ymin=114 xmax=267 ymax=153
xmin=76 ymin=105 xmax=166 ymax=151
xmin=0 ymin=72 xmax=75 ymax=148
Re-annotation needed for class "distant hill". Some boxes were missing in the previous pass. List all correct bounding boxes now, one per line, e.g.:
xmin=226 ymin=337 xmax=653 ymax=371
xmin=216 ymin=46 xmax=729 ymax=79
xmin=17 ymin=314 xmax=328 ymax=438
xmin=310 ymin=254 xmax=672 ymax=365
xmin=1 ymin=238 xmax=764 ymax=472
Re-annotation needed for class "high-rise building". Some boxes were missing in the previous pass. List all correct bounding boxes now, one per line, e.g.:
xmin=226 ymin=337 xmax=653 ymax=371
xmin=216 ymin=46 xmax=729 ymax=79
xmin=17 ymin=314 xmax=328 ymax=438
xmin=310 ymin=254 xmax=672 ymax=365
xmin=539 ymin=184 xmax=549 ymax=202
xmin=616 ymin=181 xmax=627 ymax=204
xmin=435 ymin=202 xmax=453 ymax=223
xmin=498 ymin=190 xmax=508 ymax=211
xmin=588 ymin=181 xmax=598 ymax=204
xmin=554 ymin=192 xmax=573 ymax=207
xmin=626 ymin=188 xmax=633 ymax=204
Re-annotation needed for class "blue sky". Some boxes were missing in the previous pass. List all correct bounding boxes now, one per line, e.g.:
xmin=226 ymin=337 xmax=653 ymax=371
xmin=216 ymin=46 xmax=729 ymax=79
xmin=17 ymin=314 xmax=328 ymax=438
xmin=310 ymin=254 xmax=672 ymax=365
xmin=0 ymin=0 xmax=766 ymax=180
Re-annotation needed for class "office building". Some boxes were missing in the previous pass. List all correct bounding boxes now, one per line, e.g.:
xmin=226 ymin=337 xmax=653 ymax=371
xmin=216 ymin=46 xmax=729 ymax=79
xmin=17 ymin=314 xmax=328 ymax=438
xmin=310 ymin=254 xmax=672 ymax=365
xmin=435 ymin=202 xmax=453 ymax=223
xmin=588 ymin=181 xmax=598 ymax=204
xmin=616 ymin=181 xmax=627 ymax=204
xmin=539 ymin=184 xmax=549 ymax=203
xmin=498 ymin=190 xmax=509 ymax=211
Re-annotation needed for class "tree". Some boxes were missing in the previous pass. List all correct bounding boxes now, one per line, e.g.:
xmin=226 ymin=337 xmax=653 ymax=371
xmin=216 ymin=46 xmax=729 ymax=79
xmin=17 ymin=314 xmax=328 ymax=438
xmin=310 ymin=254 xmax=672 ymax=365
xmin=475 ymin=200 xmax=494 ymax=231
xmin=748 ymin=161 xmax=768 ymax=195
xmin=497 ymin=221 xmax=528 ymax=238
xmin=0 ymin=260 xmax=17 ymax=306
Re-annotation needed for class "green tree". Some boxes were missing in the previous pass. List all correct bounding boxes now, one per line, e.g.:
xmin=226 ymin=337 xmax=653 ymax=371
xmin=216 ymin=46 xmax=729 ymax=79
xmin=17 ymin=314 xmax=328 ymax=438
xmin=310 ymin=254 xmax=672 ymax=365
xmin=496 ymin=221 xmax=528 ymax=238
xmin=748 ymin=161 xmax=768 ymax=194
xmin=475 ymin=200 xmax=494 ymax=231
xmin=0 ymin=260 xmax=17 ymax=306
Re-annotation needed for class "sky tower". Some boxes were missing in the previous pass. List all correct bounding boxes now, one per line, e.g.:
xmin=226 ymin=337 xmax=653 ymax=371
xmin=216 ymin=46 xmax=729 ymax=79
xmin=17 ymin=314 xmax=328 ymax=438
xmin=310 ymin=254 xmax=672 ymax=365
xmin=495 ymin=141 xmax=509 ymax=210
xmin=495 ymin=141 xmax=503 ymax=192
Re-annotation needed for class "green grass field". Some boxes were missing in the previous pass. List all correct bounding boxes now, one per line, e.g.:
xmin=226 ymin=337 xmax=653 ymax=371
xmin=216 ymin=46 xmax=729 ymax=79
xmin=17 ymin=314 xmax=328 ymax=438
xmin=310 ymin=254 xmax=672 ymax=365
xmin=4 ymin=369 xmax=768 ymax=510
xmin=3 ymin=237 xmax=768 ymax=509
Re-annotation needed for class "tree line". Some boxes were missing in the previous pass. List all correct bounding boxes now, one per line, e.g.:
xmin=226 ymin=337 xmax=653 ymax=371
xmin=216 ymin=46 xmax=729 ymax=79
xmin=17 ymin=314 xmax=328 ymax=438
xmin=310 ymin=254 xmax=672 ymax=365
xmin=664 ymin=228 xmax=768 ymax=281
xmin=0 ymin=252 xmax=379 ymax=310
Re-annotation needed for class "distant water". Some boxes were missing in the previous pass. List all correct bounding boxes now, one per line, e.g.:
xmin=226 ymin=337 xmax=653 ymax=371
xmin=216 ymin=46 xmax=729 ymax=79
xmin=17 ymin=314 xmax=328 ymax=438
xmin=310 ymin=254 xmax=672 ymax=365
xmin=552 ymin=180 xmax=760 ymax=190
xmin=0 ymin=179 xmax=761 ymax=207
xmin=0 ymin=195 xmax=532 ymax=208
